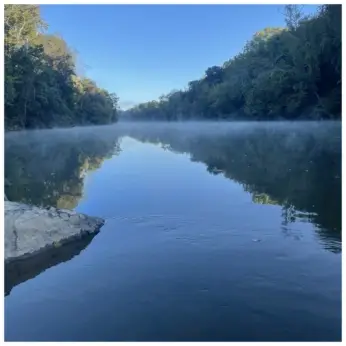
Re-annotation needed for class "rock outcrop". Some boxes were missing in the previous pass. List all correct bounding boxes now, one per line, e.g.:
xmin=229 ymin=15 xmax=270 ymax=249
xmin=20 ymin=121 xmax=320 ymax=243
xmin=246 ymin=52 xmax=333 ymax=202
xmin=5 ymin=201 xmax=104 ymax=263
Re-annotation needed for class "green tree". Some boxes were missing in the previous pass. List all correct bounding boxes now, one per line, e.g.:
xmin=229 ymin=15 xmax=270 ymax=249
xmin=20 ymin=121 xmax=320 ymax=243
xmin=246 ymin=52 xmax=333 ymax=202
xmin=121 ymin=5 xmax=341 ymax=122
xmin=5 ymin=5 xmax=119 ymax=131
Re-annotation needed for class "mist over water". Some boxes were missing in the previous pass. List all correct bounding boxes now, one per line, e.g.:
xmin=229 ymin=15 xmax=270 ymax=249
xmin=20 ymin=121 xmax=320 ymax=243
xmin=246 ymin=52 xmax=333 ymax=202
xmin=5 ymin=121 xmax=341 ymax=341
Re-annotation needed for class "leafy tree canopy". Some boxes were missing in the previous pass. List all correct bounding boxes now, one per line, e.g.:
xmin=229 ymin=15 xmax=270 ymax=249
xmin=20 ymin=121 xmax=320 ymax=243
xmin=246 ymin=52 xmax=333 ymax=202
xmin=5 ymin=5 xmax=119 ymax=130
xmin=123 ymin=5 xmax=341 ymax=122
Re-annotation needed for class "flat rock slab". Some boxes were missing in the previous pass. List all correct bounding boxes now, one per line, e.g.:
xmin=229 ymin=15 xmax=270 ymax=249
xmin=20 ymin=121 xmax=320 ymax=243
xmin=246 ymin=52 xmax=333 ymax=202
xmin=5 ymin=201 xmax=105 ymax=263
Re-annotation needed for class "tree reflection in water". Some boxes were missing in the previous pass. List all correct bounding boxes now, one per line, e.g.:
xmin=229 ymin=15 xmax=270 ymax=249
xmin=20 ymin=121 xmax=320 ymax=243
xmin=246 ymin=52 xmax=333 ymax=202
xmin=5 ymin=122 xmax=341 ymax=254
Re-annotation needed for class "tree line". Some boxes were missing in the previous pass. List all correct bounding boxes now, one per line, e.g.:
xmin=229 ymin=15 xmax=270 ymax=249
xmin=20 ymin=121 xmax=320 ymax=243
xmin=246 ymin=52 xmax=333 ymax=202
xmin=123 ymin=5 xmax=341 ymax=121
xmin=5 ymin=5 xmax=119 ymax=131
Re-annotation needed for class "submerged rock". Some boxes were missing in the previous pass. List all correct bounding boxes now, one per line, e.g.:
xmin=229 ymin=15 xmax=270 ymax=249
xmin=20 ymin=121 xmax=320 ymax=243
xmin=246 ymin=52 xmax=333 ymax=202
xmin=5 ymin=201 xmax=104 ymax=263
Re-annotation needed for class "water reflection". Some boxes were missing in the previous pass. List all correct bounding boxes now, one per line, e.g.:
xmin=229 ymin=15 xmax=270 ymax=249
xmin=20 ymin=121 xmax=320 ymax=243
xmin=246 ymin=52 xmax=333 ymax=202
xmin=124 ymin=122 xmax=341 ymax=253
xmin=4 ymin=122 xmax=341 ymax=341
xmin=5 ymin=234 xmax=97 ymax=296
xmin=5 ymin=128 xmax=121 ymax=209
xmin=5 ymin=122 xmax=341 ymax=254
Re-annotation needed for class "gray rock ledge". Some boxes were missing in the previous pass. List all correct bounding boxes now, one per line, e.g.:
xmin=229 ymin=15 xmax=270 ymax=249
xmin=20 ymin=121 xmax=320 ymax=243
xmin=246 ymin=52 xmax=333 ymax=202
xmin=5 ymin=201 xmax=104 ymax=263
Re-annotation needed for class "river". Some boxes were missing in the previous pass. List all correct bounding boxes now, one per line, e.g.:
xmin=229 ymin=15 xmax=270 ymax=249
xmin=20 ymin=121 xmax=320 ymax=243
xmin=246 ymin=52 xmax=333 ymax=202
xmin=4 ymin=121 xmax=341 ymax=341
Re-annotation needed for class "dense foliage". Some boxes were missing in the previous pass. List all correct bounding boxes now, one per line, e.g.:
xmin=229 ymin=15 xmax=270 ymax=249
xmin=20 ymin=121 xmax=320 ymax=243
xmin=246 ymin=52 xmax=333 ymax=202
xmin=124 ymin=5 xmax=341 ymax=121
xmin=5 ymin=5 xmax=119 ymax=130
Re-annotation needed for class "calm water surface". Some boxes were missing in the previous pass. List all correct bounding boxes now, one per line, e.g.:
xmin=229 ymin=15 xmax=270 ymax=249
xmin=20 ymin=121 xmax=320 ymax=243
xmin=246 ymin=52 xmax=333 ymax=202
xmin=4 ymin=122 xmax=341 ymax=341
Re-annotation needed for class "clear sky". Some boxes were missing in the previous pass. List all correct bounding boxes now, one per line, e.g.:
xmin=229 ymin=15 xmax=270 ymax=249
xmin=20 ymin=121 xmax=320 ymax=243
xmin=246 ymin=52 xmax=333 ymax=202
xmin=40 ymin=5 xmax=318 ymax=110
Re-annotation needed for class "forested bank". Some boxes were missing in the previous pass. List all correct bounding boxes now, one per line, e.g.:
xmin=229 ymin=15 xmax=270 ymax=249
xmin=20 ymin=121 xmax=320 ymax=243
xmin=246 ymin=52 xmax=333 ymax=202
xmin=5 ymin=5 xmax=119 ymax=131
xmin=124 ymin=5 xmax=341 ymax=121
xmin=4 ymin=5 xmax=341 ymax=129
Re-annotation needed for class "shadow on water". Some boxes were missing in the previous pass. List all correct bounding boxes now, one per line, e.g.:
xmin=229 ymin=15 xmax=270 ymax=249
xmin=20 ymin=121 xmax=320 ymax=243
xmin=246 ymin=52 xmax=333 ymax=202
xmin=5 ymin=234 xmax=97 ymax=296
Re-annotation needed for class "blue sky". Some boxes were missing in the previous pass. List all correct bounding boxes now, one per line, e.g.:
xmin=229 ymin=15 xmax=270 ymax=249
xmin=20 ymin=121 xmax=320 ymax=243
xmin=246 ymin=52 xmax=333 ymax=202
xmin=41 ymin=5 xmax=318 ymax=110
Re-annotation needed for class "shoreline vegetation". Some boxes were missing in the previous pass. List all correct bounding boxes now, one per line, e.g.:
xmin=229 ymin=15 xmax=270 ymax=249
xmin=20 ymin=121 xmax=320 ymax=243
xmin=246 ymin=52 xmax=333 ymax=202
xmin=5 ymin=5 xmax=119 ymax=131
xmin=123 ymin=5 xmax=341 ymax=122
xmin=5 ymin=4 xmax=341 ymax=132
